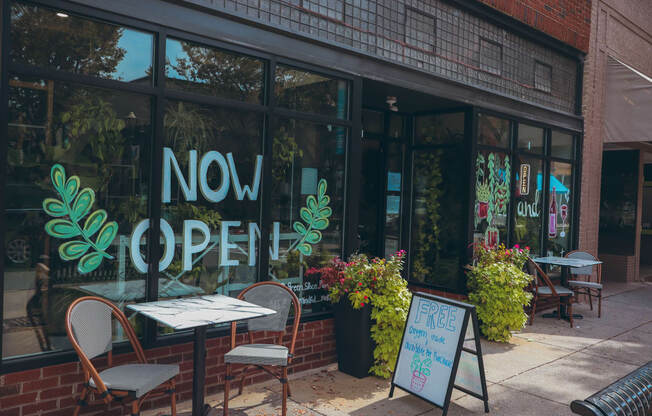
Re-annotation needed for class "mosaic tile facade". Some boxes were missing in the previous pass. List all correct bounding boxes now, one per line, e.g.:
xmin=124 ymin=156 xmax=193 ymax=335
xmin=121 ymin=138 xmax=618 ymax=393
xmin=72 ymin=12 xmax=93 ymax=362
xmin=185 ymin=0 xmax=579 ymax=112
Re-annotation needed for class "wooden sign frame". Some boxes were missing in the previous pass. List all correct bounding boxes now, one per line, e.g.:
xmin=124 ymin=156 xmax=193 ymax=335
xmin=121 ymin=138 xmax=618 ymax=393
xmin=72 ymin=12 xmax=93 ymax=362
xmin=389 ymin=292 xmax=490 ymax=415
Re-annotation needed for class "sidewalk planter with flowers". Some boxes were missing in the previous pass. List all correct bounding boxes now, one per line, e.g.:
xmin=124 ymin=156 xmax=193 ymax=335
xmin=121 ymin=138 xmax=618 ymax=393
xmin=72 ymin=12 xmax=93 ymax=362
xmin=466 ymin=244 xmax=533 ymax=342
xmin=306 ymin=250 xmax=411 ymax=379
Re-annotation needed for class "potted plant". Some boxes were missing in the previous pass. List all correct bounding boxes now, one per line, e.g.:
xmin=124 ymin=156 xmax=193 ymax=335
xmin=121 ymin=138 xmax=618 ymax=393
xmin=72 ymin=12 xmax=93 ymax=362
xmin=466 ymin=243 xmax=533 ymax=342
xmin=306 ymin=250 xmax=411 ymax=379
xmin=409 ymin=354 xmax=432 ymax=393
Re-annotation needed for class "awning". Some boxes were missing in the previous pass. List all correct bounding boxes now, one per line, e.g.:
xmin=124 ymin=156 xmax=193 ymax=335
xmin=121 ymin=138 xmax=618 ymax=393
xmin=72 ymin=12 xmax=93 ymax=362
xmin=605 ymin=56 xmax=652 ymax=143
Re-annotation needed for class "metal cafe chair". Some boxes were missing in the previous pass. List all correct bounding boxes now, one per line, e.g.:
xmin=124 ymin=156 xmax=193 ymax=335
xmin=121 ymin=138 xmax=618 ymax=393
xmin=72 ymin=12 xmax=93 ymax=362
xmin=65 ymin=296 xmax=178 ymax=416
xmin=565 ymin=250 xmax=604 ymax=318
xmin=223 ymin=281 xmax=301 ymax=416
xmin=527 ymin=258 xmax=576 ymax=328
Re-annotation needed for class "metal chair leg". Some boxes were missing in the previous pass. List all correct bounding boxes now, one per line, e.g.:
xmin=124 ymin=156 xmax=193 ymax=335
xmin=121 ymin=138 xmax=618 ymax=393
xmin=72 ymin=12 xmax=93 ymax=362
xmin=598 ymin=290 xmax=602 ymax=318
xmin=568 ymin=301 xmax=574 ymax=328
xmin=282 ymin=367 xmax=288 ymax=416
xmin=131 ymin=400 xmax=140 ymax=416
xmin=588 ymin=289 xmax=593 ymax=311
xmin=72 ymin=387 xmax=89 ymax=416
xmin=170 ymin=379 xmax=177 ymax=416
xmin=224 ymin=364 xmax=231 ymax=416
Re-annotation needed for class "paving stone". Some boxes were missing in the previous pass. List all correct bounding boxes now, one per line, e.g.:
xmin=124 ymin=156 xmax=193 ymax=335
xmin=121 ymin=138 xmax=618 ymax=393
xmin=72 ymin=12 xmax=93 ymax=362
xmin=582 ymin=328 xmax=652 ymax=366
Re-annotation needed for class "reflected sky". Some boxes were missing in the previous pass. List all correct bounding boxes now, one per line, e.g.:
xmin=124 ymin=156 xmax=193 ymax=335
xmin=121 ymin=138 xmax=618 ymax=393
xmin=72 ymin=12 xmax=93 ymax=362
xmin=114 ymin=28 xmax=154 ymax=82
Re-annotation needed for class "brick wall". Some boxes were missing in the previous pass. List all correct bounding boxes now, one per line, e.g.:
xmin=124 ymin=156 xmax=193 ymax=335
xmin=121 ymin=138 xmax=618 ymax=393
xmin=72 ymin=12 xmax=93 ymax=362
xmin=477 ymin=0 xmax=591 ymax=52
xmin=0 ymin=319 xmax=335 ymax=416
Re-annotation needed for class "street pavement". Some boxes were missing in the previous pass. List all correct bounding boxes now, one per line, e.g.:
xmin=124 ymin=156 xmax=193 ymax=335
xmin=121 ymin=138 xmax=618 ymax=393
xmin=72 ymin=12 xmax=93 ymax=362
xmin=145 ymin=282 xmax=652 ymax=416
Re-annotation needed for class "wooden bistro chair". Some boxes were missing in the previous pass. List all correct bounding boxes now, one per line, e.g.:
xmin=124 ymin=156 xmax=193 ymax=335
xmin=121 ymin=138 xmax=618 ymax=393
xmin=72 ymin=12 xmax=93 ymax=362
xmin=66 ymin=297 xmax=178 ymax=416
xmin=565 ymin=250 xmax=603 ymax=318
xmin=527 ymin=258 xmax=576 ymax=328
xmin=224 ymin=281 xmax=301 ymax=416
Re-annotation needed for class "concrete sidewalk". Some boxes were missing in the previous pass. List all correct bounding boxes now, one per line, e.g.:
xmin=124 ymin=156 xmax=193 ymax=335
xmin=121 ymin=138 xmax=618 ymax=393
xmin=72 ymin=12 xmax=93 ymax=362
xmin=146 ymin=282 xmax=652 ymax=416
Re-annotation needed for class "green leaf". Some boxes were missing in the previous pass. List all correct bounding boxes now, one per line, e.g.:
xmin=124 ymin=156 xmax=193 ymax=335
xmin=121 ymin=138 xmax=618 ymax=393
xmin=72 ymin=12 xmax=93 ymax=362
xmin=305 ymin=230 xmax=322 ymax=244
xmin=59 ymin=241 xmax=91 ymax=260
xmin=319 ymin=195 xmax=330 ymax=208
xmin=312 ymin=218 xmax=329 ymax=230
xmin=298 ymin=243 xmax=312 ymax=256
xmin=306 ymin=195 xmax=318 ymax=212
xmin=71 ymin=188 xmax=95 ymax=222
xmin=78 ymin=252 xmax=103 ymax=274
xmin=95 ymin=221 xmax=118 ymax=250
xmin=43 ymin=198 xmax=67 ymax=217
xmin=300 ymin=207 xmax=312 ymax=224
xmin=292 ymin=221 xmax=307 ymax=235
xmin=45 ymin=219 xmax=80 ymax=239
xmin=50 ymin=164 xmax=66 ymax=194
xmin=83 ymin=209 xmax=108 ymax=237
xmin=318 ymin=207 xmax=332 ymax=218
xmin=317 ymin=179 xmax=327 ymax=198
xmin=64 ymin=176 xmax=80 ymax=201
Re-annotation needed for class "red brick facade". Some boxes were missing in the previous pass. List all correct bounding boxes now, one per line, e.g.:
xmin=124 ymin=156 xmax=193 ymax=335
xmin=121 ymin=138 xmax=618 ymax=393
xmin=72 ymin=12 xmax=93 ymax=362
xmin=478 ymin=0 xmax=591 ymax=51
xmin=0 ymin=320 xmax=336 ymax=416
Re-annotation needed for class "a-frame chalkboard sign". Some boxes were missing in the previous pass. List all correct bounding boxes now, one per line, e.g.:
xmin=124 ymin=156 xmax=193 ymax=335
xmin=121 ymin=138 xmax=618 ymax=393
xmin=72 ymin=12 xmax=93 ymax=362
xmin=389 ymin=292 xmax=489 ymax=415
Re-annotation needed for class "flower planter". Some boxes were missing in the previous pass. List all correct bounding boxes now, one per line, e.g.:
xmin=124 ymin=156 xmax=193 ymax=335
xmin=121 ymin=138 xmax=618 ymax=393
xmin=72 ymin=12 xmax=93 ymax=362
xmin=332 ymin=298 xmax=374 ymax=378
xmin=410 ymin=371 xmax=427 ymax=392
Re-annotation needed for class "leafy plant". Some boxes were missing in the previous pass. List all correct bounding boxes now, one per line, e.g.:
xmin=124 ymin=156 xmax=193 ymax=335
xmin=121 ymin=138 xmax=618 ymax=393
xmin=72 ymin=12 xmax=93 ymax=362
xmin=291 ymin=179 xmax=332 ymax=256
xmin=467 ymin=243 xmax=533 ymax=342
xmin=308 ymin=250 xmax=411 ymax=378
xmin=410 ymin=354 xmax=432 ymax=377
xmin=43 ymin=164 xmax=118 ymax=273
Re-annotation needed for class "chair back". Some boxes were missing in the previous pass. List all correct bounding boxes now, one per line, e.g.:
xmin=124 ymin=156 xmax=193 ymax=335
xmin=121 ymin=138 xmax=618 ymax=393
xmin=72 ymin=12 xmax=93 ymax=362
xmin=527 ymin=257 xmax=559 ymax=296
xmin=565 ymin=251 xmax=597 ymax=276
xmin=234 ymin=282 xmax=301 ymax=356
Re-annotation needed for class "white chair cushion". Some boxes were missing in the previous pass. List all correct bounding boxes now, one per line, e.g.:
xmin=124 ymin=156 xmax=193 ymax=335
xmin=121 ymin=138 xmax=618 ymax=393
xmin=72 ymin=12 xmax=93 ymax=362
xmin=568 ymin=280 xmax=603 ymax=289
xmin=90 ymin=364 xmax=178 ymax=397
xmin=224 ymin=344 xmax=289 ymax=366
xmin=538 ymin=285 xmax=574 ymax=296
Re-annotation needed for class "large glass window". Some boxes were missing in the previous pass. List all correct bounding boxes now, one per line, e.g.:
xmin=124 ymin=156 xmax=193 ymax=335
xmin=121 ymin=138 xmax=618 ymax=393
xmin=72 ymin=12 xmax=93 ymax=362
xmin=513 ymin=156 xmax=544 ymax=254
xmin=477 ymin=113 xmax=510 ymax=148
xmin=269 ymin=119 xmax=347 ymax=314
xmin=3 ymin=76 xmax=151 ymax=359
xmin=165 ymin=38 xmax=265 ymax=103
xmin=546 ymin=162 xmax=574 ymax=256
xmin=10 ymin=2 xmax=154 ymax=84
xmin=410 ymin=113 xmax=467 ymax=291
xmin=473 ymin=150 xmax=511 ymax=248
xmin=517 ymin=124 xmax=545 ymax=154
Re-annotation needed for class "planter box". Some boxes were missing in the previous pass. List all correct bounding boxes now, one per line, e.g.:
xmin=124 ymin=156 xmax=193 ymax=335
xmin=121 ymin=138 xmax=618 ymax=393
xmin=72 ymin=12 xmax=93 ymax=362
xmin=333 ymin=299 xmax=374 ymax=378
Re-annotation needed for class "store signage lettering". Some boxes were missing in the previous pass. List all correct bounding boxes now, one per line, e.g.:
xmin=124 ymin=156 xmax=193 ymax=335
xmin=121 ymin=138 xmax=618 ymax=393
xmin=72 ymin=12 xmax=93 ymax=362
xmin=519 ymin=164 xmax=530 ymax=195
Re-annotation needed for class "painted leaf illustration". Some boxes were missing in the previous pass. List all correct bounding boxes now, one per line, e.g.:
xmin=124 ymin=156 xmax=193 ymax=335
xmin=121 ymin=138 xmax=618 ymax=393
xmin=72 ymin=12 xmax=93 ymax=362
xmin=298 ymin=243 xmax=312 ymax=256
xmin=71 ymin=188 xmax=95 ymax=222
xmin=59 ymin=241 xmax=91 ymax=260
xmin=95 ymin=221 xmax=118 ymax=251
xmin=78 ymin=252 xmax=103 ymax=273
xmin=83 ymin=210 xmax=108 ymax=237
xmin=64 ymin=176 xmax=80 ymax=202
xmin=312 ymin=218 xmax=329 ymax=230
xmin=319 ymin=195 xmax=330 ymax=208
xmin=43 ymin=164 xmax=116 ymax=273
xmin=45 ymin=219 xmax=80 ymax=238
xmin=300 ymin=207 xmax=312 ymax=224
xmin=305 ymin=230 xmax=322 ymax=244
xmin=318 ymin=207 xmax=332 ymax=217
xmin=307 ymin=195 xmax=318 ymax=212
xmin=318 ymin=179 xmax=327 ymax=198
xmin=293 ymin=222 xmax=307 ymax=235
xmin=51 ymin=164 xmax=66 ymax=194
xmin=43 ymin=198 xmax=67 ymax=217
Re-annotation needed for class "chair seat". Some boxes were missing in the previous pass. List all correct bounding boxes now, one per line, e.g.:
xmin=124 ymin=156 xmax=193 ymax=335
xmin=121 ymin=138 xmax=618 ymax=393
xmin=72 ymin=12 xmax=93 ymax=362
xmin=538 ymin=285 xmax=574 ymax=296
xmin=568 ymin=280 xmax=603 ymax=289
xmin=225 ymin=344 xmax=289 ymax=366
xmin=89 ymin=364 xmax=179 ymax=397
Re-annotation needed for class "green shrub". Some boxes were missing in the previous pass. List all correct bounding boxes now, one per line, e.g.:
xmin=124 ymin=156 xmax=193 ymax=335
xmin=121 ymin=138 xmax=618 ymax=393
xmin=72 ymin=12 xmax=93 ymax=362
xmin=467 ymin=244 xmax=533 ymax=342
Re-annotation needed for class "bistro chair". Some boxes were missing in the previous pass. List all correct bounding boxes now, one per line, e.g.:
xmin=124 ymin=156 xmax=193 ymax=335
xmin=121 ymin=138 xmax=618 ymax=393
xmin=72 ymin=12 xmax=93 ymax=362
xmin=565 ymin=250 xmax=603 ymax=318
xmin=223 ymin=281 xmax=301 ymax=416
xmin=65 ymin=296 xmax=178 ymax=416
xmin=527 ymin=258 xmax=576 ymax=328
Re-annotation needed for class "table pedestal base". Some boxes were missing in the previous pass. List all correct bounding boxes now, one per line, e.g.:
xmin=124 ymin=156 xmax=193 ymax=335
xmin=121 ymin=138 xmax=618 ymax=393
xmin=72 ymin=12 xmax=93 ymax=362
xmin=542 ymin=309 xmax=583 ymax=322
xmin=192 ymin=326 xmax=211 ymax=416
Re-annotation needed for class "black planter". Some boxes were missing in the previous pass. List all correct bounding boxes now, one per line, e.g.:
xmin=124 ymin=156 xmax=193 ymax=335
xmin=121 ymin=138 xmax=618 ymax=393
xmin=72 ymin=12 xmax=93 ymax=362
xmin=332 ymin=299 xmax=374 ymax=378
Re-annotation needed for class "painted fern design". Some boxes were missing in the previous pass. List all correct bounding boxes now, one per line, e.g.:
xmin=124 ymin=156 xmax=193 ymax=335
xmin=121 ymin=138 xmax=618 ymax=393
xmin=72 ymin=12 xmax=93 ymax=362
xmin=43 ymin=164 xmax=117 ymax=274
xmin=291 ymin=179 xmax=332 ymax=256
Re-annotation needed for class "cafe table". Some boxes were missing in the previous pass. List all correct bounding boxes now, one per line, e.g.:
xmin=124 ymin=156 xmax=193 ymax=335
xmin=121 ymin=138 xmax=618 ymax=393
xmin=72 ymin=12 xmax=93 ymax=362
xmin=127 ymin=295 xmax=276 ymax=416
xmin=533 ymin=256 xmax=603 ymax=321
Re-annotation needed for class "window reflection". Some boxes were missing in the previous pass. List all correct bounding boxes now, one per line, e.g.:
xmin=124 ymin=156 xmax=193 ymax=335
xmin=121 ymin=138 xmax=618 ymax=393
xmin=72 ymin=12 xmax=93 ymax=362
xmin=517 ymin=124 xmax=544 ymax=154
xmin=10 ymin=2 xmax=153 ymax=84
xmin=547 ymin=162 xmax=573 ymax=256
xmin=269 ymin=119 xmax=347 ymax=313
xmin=513 ymin=157 xmax=543 ymax=254
xmin=275 ymin=66 xmax=348 ymax=119
xmin=3 ymin=76 xmax=151 ymax=359
xmin=477 ymin=113 xmax=510 ymax=147
xmin=165 ymin=38 xmax=264 ymax=103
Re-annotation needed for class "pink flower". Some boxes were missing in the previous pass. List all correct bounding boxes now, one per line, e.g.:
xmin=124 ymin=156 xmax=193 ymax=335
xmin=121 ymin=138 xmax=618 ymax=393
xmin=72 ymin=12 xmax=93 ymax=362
xmin=358 ymin=282 xmax=362 ymax=286
xmin=360 ymin=302 xmax=365 ymax=307
xmin=514 ymin=244 xmax=520 ymax=249
xmin=525 ymin=246 xmax=530 ymax=250
xmin=339 ymin=278 xmax=345 ymax=284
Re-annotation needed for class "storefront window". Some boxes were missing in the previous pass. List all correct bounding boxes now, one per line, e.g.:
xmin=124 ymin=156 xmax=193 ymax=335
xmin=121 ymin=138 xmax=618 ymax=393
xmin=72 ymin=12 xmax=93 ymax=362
xmin=410 ymin=113 xmax=467 ymax=291
xmin=275 ymin=65 xmax=348 ymax=119
xmin=165 ymin=38 xmax=264 ymax=103
xmin=517 ymin=124 xmax=545 ymax=154
xmin=158 ymin=101 xmax=263 ymax=334
xmin=547 ymin=162 xmax=574 ymax=256
xmin=269 ymin=118 xmax=347 ymax=313
xmin=513 ymin=156 xmax=544 ymax=254
xmin=3 ymin=77 xmax=151 ymax=358
xmin=551 ymin=131 xmax=574 ymax=159
xmin=10 ymin=2 xmax=154 ymax=84
xmin=473 ymin=151 xmax=511 ymax=248
xmin=477 ymin=113 xmax=510 ymax=148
